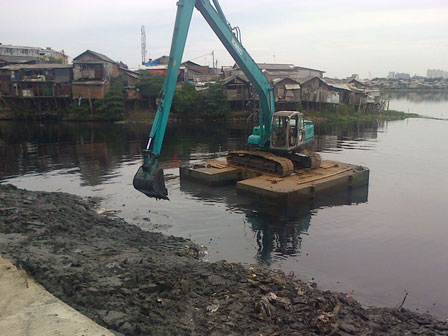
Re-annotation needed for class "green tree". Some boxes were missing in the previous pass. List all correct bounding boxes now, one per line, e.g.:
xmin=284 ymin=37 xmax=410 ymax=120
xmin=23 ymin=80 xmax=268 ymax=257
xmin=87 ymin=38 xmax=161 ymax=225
xmin=200 ymin=82 xmax=229 ymax=118
xmin=172 ymin=83 xmax=200 ymax=115
xmin=96 ymin=81 xmax=125 ymax=119
xmin=136 ymin=74 xmax=165 ymax=108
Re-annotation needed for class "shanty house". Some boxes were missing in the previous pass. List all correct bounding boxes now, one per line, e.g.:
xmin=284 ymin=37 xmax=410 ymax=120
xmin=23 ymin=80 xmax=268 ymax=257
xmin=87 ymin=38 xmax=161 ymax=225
xmin=0 ymin=55 xmax=39 ymax=68
xmin=0 ymin=63 xmax=72 ymax=98
xmin=182 ymin=61 xmax=217 ymax=82
xmin=72 ymin=50 xmax=119 ymax=99
xmin=228 ymin=63 xmax=325 ymax=83
xmin=348 ymin=78 xmax=380 ymax=102
xmin=222 ymin=75 xmax=251 ymax=110
xmin=272 ymin=78 xmax=301 ymax=108
xmin=117 ymin=67 xmax=139 ymax=86
xmin=300 ymin=77 xmax=352 ymax=106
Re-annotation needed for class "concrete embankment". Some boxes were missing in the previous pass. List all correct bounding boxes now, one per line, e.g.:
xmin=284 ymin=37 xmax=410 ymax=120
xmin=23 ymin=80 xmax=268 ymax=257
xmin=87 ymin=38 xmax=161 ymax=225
xmin=0 ymin=256 xmax=113 ymax=336
xmin=0 ymin=183 xmax=447 ymax=335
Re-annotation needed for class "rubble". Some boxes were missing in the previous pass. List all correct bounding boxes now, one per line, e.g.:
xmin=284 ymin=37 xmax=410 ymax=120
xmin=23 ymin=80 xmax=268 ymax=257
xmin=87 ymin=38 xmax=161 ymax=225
xmin=0 ymin=183 xmax=447 ymax=335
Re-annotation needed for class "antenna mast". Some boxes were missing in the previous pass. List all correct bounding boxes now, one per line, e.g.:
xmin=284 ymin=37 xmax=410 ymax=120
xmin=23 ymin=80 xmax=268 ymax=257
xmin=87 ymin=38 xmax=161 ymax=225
xmin=141 ymin=25 xmax=147 ymax=65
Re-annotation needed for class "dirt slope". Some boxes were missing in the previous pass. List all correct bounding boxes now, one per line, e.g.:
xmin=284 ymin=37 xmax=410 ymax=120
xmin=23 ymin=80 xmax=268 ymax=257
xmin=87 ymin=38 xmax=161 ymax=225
xmin=0 ymin=184 xmax=447 ymax=335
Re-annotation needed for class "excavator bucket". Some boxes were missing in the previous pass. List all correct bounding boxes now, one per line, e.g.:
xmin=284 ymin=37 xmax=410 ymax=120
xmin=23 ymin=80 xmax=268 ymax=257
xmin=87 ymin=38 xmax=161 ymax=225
xmin=133 ymin=165 xmax=169 ymax=200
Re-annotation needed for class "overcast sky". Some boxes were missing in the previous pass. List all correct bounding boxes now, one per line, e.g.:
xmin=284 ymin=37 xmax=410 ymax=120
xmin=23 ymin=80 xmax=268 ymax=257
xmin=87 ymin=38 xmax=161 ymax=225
xmin=1 ymin=0 xmax=447 ymax=78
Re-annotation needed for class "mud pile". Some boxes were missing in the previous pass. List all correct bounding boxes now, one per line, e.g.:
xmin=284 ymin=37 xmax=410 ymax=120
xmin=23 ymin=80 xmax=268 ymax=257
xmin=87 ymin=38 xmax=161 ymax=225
xmin=0 ymin=183 xmax=447 ymax=335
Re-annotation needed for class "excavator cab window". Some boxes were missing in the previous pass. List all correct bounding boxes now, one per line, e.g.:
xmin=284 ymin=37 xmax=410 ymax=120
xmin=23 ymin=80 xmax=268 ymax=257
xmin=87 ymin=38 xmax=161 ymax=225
xmin=271 ymin=115 xmax=288 ymax=148
xmin=271 ymin=112 xmax=305 ymax=150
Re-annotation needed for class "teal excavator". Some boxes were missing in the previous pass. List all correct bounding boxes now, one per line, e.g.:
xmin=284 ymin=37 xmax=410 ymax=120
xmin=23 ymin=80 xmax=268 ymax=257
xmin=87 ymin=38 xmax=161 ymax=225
xmin=133 ymin=0 xmax=321 ymax=200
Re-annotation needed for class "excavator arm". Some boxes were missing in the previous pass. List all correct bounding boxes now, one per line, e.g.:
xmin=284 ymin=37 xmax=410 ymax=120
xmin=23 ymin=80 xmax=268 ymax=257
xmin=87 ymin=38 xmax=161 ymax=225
xmin=134 ymin=0 xmax=276 ymax=199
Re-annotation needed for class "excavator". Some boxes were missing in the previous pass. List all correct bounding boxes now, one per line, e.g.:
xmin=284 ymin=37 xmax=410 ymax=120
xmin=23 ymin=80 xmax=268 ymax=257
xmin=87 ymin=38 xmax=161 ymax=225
xmin=133 ymin=0 xmax=321 ymax=200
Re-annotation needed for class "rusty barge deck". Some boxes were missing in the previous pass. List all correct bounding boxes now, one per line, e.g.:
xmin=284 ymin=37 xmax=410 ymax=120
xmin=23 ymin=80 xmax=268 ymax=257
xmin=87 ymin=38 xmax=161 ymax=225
xmin=179 ymin=159 xmax=369 ymax=204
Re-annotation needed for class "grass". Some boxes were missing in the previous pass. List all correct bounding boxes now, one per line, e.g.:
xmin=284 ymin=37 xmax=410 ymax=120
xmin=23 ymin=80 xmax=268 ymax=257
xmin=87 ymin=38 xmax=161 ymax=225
xmin=303 ymin=104 xmax=420 ymax=122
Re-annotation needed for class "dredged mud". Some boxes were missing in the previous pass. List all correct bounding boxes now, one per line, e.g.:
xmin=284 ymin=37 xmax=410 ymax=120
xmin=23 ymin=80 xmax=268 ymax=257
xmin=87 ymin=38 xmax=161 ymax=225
xmin=0 ymin=183 xmax=447 ymax=335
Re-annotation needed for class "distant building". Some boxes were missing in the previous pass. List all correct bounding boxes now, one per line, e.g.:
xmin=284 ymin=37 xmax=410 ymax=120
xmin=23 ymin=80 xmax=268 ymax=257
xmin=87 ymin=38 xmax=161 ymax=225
xmin=427 ymin=69 xmax=448 ymax=79
xmin=0 ymin=44 xmax=40 ymax=58
xmin=38 ymin=47 xmax=69 ymax=64
xmin=0 ymin=44 xmax=68 ymax=64
xmin=395 ymin=73 xmax=410 ymax=80
xmin=347 ymin=74 xmax=359 ymax=80
xmin=387 ymin=71 xmax=410 ymax=80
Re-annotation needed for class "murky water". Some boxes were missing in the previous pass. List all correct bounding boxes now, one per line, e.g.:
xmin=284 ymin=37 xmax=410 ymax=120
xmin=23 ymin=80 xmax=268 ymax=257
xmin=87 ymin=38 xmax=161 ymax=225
xmin=1 ymin=92 xmax=447 ymax=319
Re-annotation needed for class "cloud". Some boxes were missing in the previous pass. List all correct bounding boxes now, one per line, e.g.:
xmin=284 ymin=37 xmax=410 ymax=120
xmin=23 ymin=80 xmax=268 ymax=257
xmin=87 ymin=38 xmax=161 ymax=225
xmin=1 ymin=0 xmax=447 ymax=78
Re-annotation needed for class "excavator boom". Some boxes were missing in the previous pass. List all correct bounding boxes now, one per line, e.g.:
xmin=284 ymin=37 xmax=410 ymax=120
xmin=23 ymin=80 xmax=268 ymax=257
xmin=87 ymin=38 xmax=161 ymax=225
xmin=134 ymin=0 xmax=277 ymax=199
xmin=134 ymin=0 xmax=317 ymax=199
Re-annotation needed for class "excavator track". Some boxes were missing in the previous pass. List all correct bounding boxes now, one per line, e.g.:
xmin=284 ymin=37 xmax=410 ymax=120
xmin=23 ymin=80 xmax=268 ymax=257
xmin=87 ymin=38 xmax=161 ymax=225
xmin=227 ymin=150 xmax=294 ymax=177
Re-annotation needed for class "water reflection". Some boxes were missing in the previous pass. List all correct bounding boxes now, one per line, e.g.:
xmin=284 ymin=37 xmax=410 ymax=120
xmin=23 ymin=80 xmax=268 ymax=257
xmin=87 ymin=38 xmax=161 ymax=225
xmin=180 ymin=178 xmax=368 ymax=265
xmin=0 ymin=119 xmax=380 ymax=183
xmin=0 ymin=120 xmax=243 ymax=183
xmin=0 ymin=118 xmax=372 ymax=266
xmin=384 ymin=91 xmax=448 ymax=104
xmin=314 ymin=120 xmax=381 ymax=153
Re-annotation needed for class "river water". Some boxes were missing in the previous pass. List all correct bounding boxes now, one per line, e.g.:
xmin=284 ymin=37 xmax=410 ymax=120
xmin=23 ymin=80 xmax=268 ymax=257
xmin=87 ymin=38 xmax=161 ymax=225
xmin=1 ymin=92 xmax=447 ymax=319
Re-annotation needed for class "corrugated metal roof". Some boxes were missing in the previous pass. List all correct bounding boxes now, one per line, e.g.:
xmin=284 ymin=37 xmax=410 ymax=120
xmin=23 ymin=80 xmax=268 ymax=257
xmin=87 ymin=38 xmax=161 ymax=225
xmin=0 ymin=55 xmax=40 ymax=63
xmin=223 ymin=74 xmax=249 ymax=85
xmin=0 ymin=44 xmax=41 ymax=50
xmin=73 ymin=50 xmax=116 ymax=63
xmin=294 ymin=66 xmax=325 ymax=73
xmin=0 ymin=64 xmax=72 ymax=70
xmin=120 ymin=68 xmax=139 ymax=78
xmin=257 ymin=63 xmax=295 ymax=70
xmin=272 ymin=77 xmax=300 ymax=86
xmin=321 ymin=78 xmax=352 ymax=91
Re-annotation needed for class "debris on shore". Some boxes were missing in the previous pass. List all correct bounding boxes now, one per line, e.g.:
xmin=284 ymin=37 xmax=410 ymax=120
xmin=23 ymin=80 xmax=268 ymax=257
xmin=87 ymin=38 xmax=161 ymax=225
xmin=1 ymin=183 xmax=447 ymax=335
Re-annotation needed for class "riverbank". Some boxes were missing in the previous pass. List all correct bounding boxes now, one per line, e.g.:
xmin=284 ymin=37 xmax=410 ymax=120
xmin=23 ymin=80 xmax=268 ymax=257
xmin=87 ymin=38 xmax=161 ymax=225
xmin=304 ymin=109 xmax=419 ymax=122
xmin=0 ymin=183 xmax=446 ymax=335
xmin=382 ymin=88 xmax=448 ymax=93
xmin=1 ymin=102 xmax=419 ymax=124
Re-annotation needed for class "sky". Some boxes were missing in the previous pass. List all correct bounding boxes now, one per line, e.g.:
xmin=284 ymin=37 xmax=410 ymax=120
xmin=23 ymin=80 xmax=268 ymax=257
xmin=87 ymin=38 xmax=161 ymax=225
xmin=1 ymin=0 xmax=447 ymax=79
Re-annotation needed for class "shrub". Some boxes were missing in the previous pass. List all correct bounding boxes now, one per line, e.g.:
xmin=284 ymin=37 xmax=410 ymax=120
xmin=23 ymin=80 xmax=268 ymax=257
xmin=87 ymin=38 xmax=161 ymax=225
xmin=172 ymin=83 xmax=200 ymax=115
xmin=136 ymin=74 xmax=165 ymax=108
xmin=96 ymin=81 xmax=125 ymax=119
xmin=200 ymin=82 xmax=229 ymax=118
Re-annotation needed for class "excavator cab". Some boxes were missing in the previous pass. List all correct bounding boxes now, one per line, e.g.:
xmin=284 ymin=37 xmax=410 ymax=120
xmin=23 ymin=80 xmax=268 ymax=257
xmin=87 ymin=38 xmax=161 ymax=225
xmin=270 ymin=111 xmax=305 ymax=151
